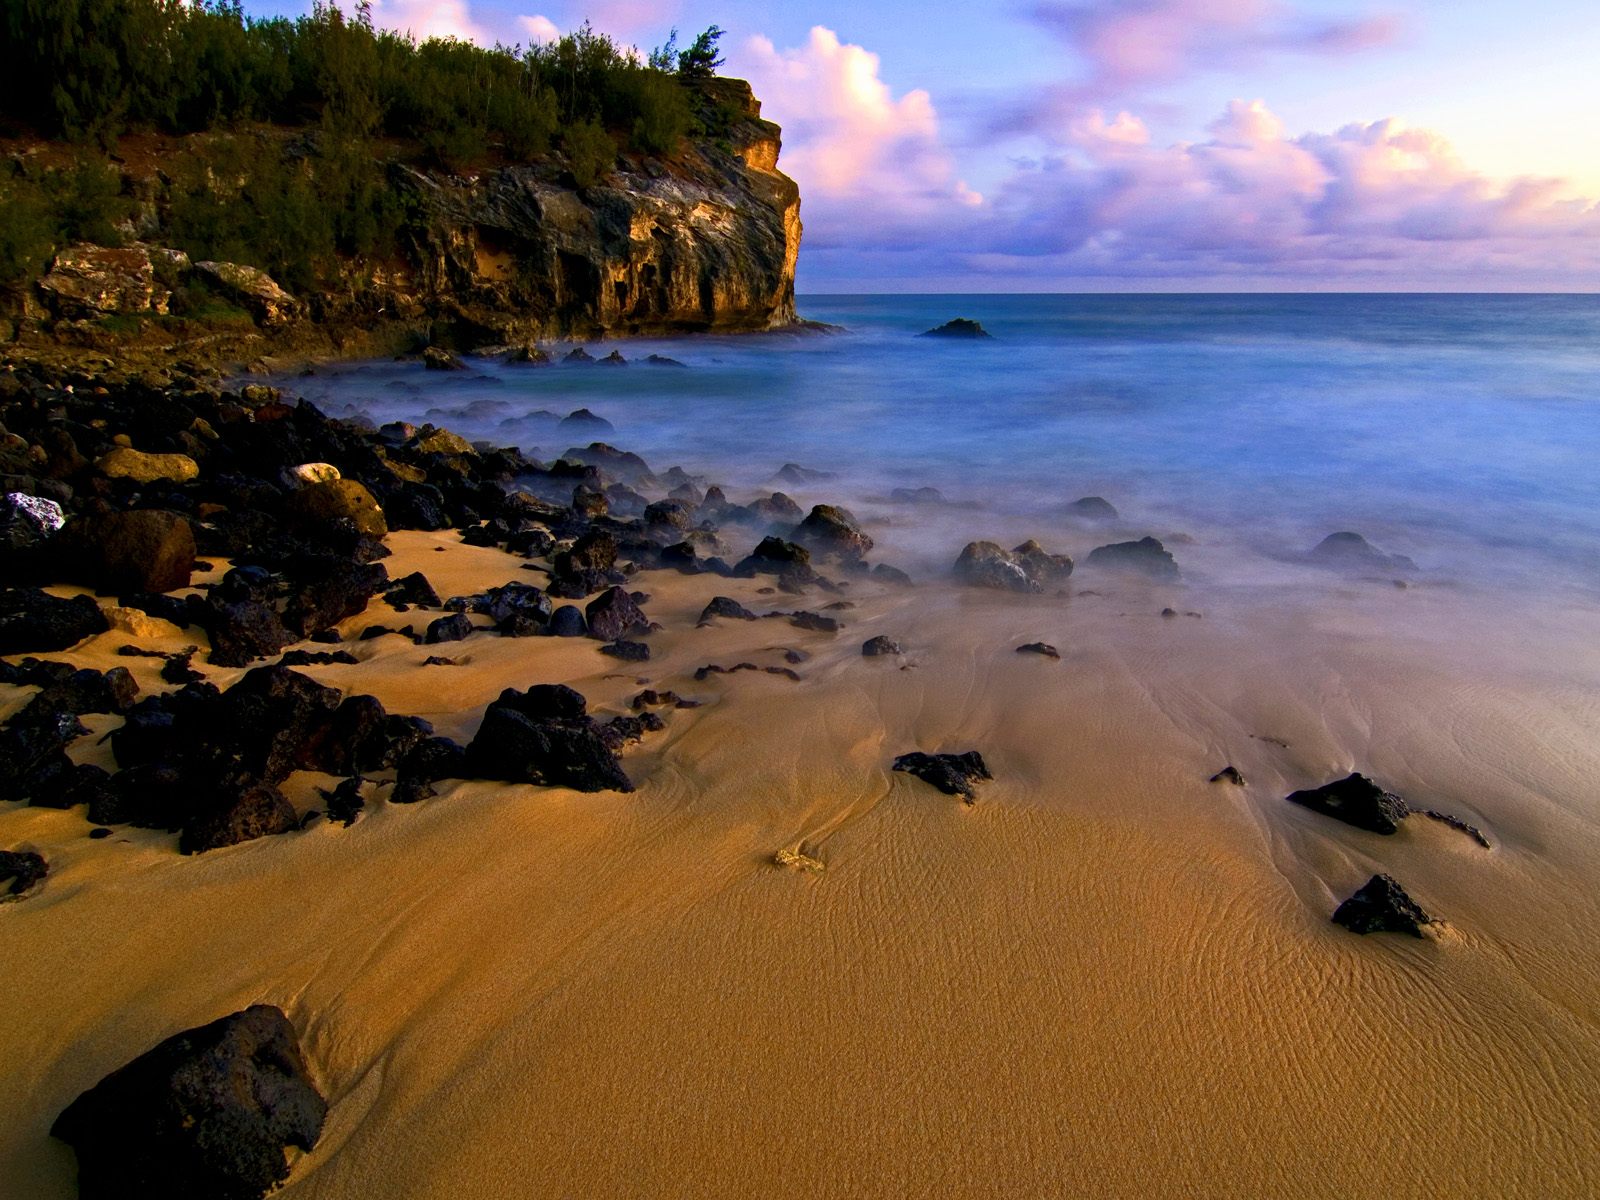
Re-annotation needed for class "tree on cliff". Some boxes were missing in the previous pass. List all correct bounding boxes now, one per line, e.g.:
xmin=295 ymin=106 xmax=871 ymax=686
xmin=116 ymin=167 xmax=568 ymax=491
xmin=677 ymin=26 xmax=726 ymax=78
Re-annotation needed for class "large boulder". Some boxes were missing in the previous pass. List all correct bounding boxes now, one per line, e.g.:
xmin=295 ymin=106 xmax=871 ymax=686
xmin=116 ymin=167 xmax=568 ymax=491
xmin=795 ymin=504 xmax=872 ymax=560
xmin=465 ymin=688 xmax=632 ymax=793
xmin=179 ymin=780 xmax=298 ymax=855
xmin=1084 ymin=536 xmax=1179 ymax=581
xmin=288 ymin=479 xmax=388 ymax=539
xmin=96 ymin=449 xmax=199 ymax=486
xmin=195 ymin=260 xmax=304 ymax=325
xmin=585 ymin=586 xmax=648 ymax=642
xmin=1286 ymin=773 xmax=1410 ymax=835
xmin=67 ymin=509 xmax=196 ymax=594
xmin=953 ymin=540 xmax=1072 ymax=593
xmin=51 ymin=1005 xmax=326 ymax=1200
xmin=1332 ymin=874 xmax=1432 ymax=936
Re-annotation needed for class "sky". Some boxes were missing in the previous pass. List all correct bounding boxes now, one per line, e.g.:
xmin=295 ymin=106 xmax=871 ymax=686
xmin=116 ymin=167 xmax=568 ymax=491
xmin=255 ymin=1 xmax=1600 ymax=291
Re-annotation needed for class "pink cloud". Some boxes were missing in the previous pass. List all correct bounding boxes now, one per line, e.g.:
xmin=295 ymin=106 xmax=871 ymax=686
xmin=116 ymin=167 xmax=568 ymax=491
xmin=371 ymin=0 xmax=485 ymax=43
xmin=733 ymin=27 xmax=982 ymax=247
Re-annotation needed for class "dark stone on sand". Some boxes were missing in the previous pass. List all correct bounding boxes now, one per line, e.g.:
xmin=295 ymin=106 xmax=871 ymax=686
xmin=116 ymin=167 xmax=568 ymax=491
xmin=0 ymin=707 xmax=85 ymax=805
xmin=548 ymin=605 xmax=587 ymax=637
xmin=872 ymin=563 xmax=913 ymax=586
xmin=1308 ymin=532 xmax=1417 ymax=573
xmin=585 ymin=586 xmax=648 ymax=642
xmin=699 ymin=596 xmax=759 ymax=623
xmin=601 ymin=640 xmax=651 ymax=662
xmin=465 ymin=694 xmax=632 ymax=793
xmin=1331 ymin=874 xmax=1432 ymax=936
xmin=597 ymin=711 xmax=666 ymax=749
xmin=919 ymin=318 xmax=992 ymax=339
xmin=424 ymin=612 xmax=475 ymax=644
xmin=386 ymin=572 xmax=441 ymax=608
xmin=51 ymin=1005 xmax=327 ymax=1200
xmin=743 ymin=492 xmax=804 ymax=525
xmin=321 ymin=777 xmax=366 ymax=826
xmin=862 ymin=635 xmax=902 ymax=656
xmin=1211 ymin=766 xmax=1246 ymax=786
xmin=313 ymin=695 xmax=432 ymax=776
xmin=1085 ymin=536 xmax=1180 ymax=581
xmin=550 ymin=530 xmax=620 ymax=596
xmin=1286 ymin=772 xmax=1410 ymax=835
xmin=893 ymin=751 xmax=993 ymax=803
xmin=1016 ymin=642 xmax=1060 ymax=659
xmin=0 ymin=588 xmax=108 ymax=654
xmin=0 ymin=849 xmax=48 ymax=896
xmin=281 ymin=559 xmax=389 ymax=640
xmin=200 ymin=599 xmax=294 ymax=668
xmin=1420 ymin=809 xmax=1492 ymax=848
xmin=278 ymin=649 xmax=358 ymax=667
xmin=1068 ymin=496 xmax=1119 ymax=520
xmin=179 ymin=780 xmax=298 ymax=854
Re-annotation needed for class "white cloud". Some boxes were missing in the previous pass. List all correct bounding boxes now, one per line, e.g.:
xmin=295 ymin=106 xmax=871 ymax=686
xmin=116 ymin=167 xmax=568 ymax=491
xmin=372 ymin=0 xmax=485 ymax=43
xmin=517 ymin=14 xmax=561 ymax=45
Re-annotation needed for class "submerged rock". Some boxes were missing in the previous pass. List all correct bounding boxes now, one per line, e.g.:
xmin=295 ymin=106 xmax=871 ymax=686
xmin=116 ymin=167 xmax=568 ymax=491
xmin=1286 ymin=773 xmax=1410 ymax=834
xmin=1067 ymin=495 xmax=1119 ymax=520
xmin=893 ymin=750 xmax=992 ymax=803
xmin=795 ymin=503 xmax=872 ymax=560
xmin=1084 ymin=536 xmax=1179 ymax=581
xmin=699 ymin=596 xmax=758 ymax=623
xmin=919 ymin=318 xmax=992 ymax=339
xmin=1331 ymin=874 xmax=1432 ymax=936
xmin=1308 ymin=531 xmax=1417 ymax=573
xmin=52 ymin=1005 xmax=327 ymax=1200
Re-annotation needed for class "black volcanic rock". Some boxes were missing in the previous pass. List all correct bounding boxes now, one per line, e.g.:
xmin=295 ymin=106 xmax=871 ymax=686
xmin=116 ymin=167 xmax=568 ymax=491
xmin=51 ymin=1005 xmax=327 ymax=1200
xmin=585 ymin=586 xmax=648 ymax=642
xmin=547 ymin=605 xmax=587 ymax=637
xmin=893 ymin=750 xmax=992 ymax=802
xmin=1332 ymin=874 xmax=1432 ymax=936
xmin=0 ymin=849 xmax=48 ymax=896
xmin=179 ymin=780 xmax=298 ymax=854
xmin=1085 ymin=536 xmax=1179 ymax=581
xmin=0 ymin=587 xmax=108 ymax=654
xmin=424 ymin=612 xmax=475 ymax=644
xmin=1287 ymin=773 xmax=1410 ymax=834
xmin=465 ymin=699 xmax=632 ymax=793
xmin=64 ymin=509 xmax=197 ymax=595
xmin=600 ymin=639 xmax=651 ymax=662
xmin=919 ymin=318 xmax=992 ymax=339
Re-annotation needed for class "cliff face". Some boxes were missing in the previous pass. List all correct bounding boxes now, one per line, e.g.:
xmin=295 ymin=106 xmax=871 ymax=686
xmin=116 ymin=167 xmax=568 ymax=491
xmin=11 ymin=77 xmax=802 ymax=349
xmin=391 ymin=79 xmax=801 ymax=341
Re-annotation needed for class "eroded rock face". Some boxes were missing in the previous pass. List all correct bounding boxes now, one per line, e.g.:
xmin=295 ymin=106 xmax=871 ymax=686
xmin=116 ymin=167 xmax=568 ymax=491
xmin=37 ymin=244 xmax=172 ymax=318
xmin=52 ymin=1005 xmax=327 ymax=1200
xmin=194 ymin=260 xmax=305 ymax=326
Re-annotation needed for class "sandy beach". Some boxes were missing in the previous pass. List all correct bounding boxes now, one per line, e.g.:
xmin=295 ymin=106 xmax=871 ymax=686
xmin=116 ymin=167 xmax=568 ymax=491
xmin=5 ymin=526 xmax=1599 ymax=1198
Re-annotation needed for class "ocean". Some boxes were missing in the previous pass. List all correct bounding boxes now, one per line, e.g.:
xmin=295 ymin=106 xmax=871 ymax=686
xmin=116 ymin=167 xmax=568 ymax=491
xmin=292 ymin=293 xmax=1600 ymax=604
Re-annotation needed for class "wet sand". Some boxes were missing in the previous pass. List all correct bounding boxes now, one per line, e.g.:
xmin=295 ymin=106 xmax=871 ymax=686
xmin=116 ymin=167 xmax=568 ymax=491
xmin=3 ymin=531 xmax=1599 ymax=1197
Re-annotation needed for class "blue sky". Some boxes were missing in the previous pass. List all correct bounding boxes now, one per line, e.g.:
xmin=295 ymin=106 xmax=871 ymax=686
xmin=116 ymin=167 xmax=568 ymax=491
xmin=255 ymin=1 xmax=1600 ymax=290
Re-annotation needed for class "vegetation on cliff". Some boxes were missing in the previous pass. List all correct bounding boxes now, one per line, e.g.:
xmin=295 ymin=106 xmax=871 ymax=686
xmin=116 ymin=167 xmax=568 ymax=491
xmin=0 ymin=1 xmax=736 ymax=292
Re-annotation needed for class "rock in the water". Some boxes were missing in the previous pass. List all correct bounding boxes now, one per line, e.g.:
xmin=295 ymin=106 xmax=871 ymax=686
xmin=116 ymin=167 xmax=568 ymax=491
xmin=96 ymin=448 xmax=199 ymax=485
xmin=422 ymin=345 xmax=464 ymax=370
xmin=774 ymin=463 xmax=834 ymax=485
xmin=861 ymin=635 xmax=902 ymax=656
xmin=1210 ymin=766 xmax=1246 ymax=786
xmin=51 ymin=1005 xmax=326 ymax=1200
xmin=560 ymin=407 xmax=613 ymax=434
xmin=1085 ymin=536 xmax=1179 ymax=581
xmin=952 ymin=540 xmax=1070 ymax=592
xmin=699 ymin=596 xmax=758 ymax=622
xmin=893 ymin=750 xmax=992 ymax=802
xmin=0 ymin=849 xmax=48 ymax=896
xmin=795 ymin=504 xmax=872 ymax=560
xmin=919 ymin=318 xmax=992 ymax=339
xmin=68 ymin=509 xmax=196 ymax=594
xmin=1308 ymin=532 xmax=1416 ymax=573
xmin=1332 ymin=873 xmax=1432 ymax=936
xmin=1016 ymin=642 xmax=1060 ymax=659
xmin=585 ymin=586 xmax=648 ymax=642
xmin=0 ymin=588 xmax=108 ymax=654
xmin=1286 ymin=773 xmax=1410 ymax=834
xmin=288 ymin=479 xmax=388 ymax=538
xmin=1067 ymin=496 xmax=1118 ymax=520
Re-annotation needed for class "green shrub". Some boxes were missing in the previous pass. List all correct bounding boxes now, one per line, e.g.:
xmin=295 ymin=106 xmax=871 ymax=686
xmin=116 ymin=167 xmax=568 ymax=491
xmin=564 ymin=118 xmax=615 ymax=188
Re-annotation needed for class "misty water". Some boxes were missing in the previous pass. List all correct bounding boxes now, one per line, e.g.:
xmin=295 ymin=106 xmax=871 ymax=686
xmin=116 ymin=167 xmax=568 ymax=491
xmin=291 ymin=293 xmax=1600 ymax=609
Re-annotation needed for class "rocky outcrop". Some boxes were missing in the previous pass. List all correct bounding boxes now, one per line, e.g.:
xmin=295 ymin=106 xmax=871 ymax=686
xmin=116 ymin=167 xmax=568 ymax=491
xmin=390 ymin=78 xmax=800 ymax=341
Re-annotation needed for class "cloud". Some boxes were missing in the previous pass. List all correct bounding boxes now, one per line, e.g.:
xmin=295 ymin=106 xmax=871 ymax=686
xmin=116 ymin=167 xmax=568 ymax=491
xmin=517 ymin=14 xmax=560 ymax=45
xmin=734 ymin=26 xmax=982 ymax=249
xmin=371 ymin=0 xmax=485 ymax=43
xmin=1031 ymin=0 xmax=1401 ymax=93
xmin=917 ymin=100 xmax=1600 ymax=287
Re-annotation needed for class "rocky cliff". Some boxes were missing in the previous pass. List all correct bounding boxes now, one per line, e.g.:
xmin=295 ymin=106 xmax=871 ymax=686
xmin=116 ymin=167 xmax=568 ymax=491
xmin=11 ymin=77 xmax=802 ymax=353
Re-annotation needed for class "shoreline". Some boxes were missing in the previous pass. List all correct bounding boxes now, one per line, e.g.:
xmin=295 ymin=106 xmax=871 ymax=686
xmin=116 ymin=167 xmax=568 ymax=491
xmin=2 ymin=353 xmax=1599 ymax=1197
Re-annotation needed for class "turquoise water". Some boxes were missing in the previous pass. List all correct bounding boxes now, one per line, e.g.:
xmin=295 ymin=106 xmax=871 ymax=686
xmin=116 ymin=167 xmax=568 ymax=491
xmin=296 ymin=294 xmax=1600 ymax=598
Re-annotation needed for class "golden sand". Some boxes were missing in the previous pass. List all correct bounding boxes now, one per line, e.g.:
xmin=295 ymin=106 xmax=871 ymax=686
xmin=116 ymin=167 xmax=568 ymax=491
xmin=2 ymin=531 xmax=1598 ymax=1198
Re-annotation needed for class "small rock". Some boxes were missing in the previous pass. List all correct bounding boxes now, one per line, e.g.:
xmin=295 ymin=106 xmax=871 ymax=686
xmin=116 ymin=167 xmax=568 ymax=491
xmin=424 ymin=613 xmax=475 ymax=644
xmin=1210 ymin=766 xmax=1245 ymax=786
xmin=1308 ymin=532 xmax=1416 ymax=573
xmin=919 ymin=318 xmax=992 ymax=339
xmin=1067 ymin=496 xmax=1119 ymax=520
xmin=1016 ymin=642 xmax=1060 ymax=659
xmin=585 ymin=586 xmax=648 ymax=642
xmin=285 ymin=462 xmax=341 ymax=487
xmin=0 ymin=849 xmax=48 ymax=896
xmin=95 ymin=448 xmax=199 ymax=485
xmin=790 ymin=611 xmax=839 ymax=633
xmin=699 ymin=596 xmax=758 ymax=622
xmin=862 ymin=635 xmax=902 ymax=656
xmin=1331 ymin=874 xmax=1432 ymax=936
xmin=601 ymin=640 xmax=651 ymax=662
